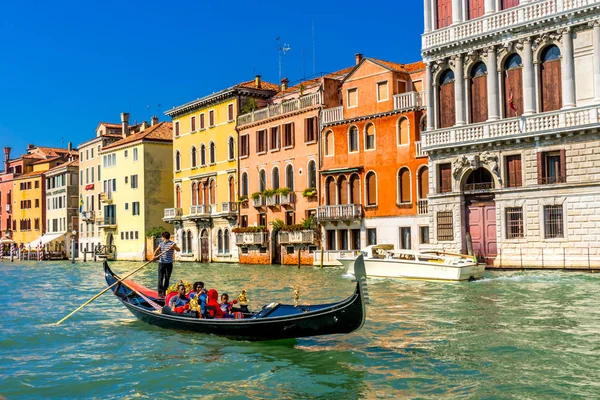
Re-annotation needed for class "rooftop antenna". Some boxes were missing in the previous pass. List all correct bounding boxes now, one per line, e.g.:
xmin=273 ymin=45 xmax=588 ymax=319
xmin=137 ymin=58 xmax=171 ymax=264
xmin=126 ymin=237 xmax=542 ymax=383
xmin=312 ymin=18 xmax=316 ymax=75
xmin=277 ymin=37 xmax=291 ymax=83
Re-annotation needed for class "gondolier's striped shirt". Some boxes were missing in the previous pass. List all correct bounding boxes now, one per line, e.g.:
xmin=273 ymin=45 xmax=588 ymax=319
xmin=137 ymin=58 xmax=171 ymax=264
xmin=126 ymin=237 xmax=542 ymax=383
xmin=158 ymin=240 xmax=175 ymax=263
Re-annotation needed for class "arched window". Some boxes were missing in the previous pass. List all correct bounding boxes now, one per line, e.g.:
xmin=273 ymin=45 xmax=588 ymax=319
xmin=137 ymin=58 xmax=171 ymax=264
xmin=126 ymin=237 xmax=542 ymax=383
xmin=438 ymin=69 xmax=456 ymax=128
xmin=272 ymin=167 xmax=280 ymax=190
xmin=397 ymin=117 xmax=410 ymax=145
xmin=175 ymin=151 xmax=181 ymax=171
xmin=191 ymin=146 xmax=197 ymax=168
xmin=540 ymin=45 xmax=562 ymax=112
xmin=197 ymin=182 xmax=203 ymax=205
xmin=365 ymin=123 xmax=375 ymax=150
xmin=324 ymin=130 xmax=334 ymax=156
xmin=469 ymin=62 xmax=488 ymax=123
xmin=418 ymin=166 xmax=429 ymax=199
xmin=228 ymin=137 xmax=235 ymax=161
xmin=348 ymin=126 xmax=359 ymax=152
xmin=436 ymin=0 xmax=452 ymax=29
xmin=366 ymin=172 xmax=377 ymax=206
xmin=307 ymin=160 xmax=317 ymax=189
xmin=187 ymin=230 xmax=192 ymax=254
xmin=228 ymin=176 xmax=235 ymax=203
xmin=181 ymin=230 xmax=187 ymax=254
xmin=325 ymin=177 xmax=336 ymax=205
xmin=286 ymin=165 xmax=294 ymax=190
xmin=191 ymin=182 xmax=197 ymax=206
xmin=418 ymin=115 xmax=426 ymax=140
xmin=217 ymin=229 xmax=223 ymax=254
xmin=202 ymin=182 xmax=208 ymax=205
xmin=398 ymin=168 xmax=411 ymax=203
xmin=175 ymin=185 xmax=181 ymax=208
xmin=241 ymin=172 xmax=248 ymax=196
xmin=224 ymin=229 xmax=230 ymax=254
xmin=338 ymin=176 xmax=348 ymax=205
xmin=209 ymin=179 xmax=216 ymax=204
xmin=200 ymin=144 xmax=206 ymax=166
xmin=504 ymin=54 xmax=524 ymax=118
xmin=467 ymin=0 xmax=484 ymax=20
xmin=350 ymin=174 xmax=360 ymax=204
xmin=210 ymin=142 xmax=216 ymax=164
xmin=259 ymin=170 xmax=266 ymax=192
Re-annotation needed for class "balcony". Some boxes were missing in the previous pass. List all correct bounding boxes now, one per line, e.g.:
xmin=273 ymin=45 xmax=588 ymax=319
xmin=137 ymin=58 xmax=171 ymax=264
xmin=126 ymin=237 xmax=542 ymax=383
xmin=237 ymin=92 xmax=322 ymax=126
xmin=279 ymin=192 xmax=296 ymax=206
xmin=422 ymin=0 xmax=594 ymax=51
xmin=423 ymin=105 xmax=600 ymax=151
xmin=190 ymin=205 xmax=212 ymax=218
xmin=163 ymin=208 xmax=183 ymax=222
xmin=393 ymin=91 xmax=426 ymax=111
xmin=100 ymin=192 xmax=113 ymax=204
xmin=317 ymin=204 xmax=362 ymax=222
xmin=97 ymin=216 xmax=117 ymax=228
xmin=81 ymin=211 xmax=95 ymax=222
xmin=322 ymin=106 xmax=344 ymax=125
xmin=252 ymin=195 xmax=265 ymax=208
xmin=265 ymin=195 xmax=279 ymax=207
xmin=235 ymin=232 xmax=269 ymax=246
xmin=221 ymin=202 xmax=238 ymax=219
xmin=417 ymin=199 xmax=429 ymax=215
xmin=278 ymin=230 xmax=315 ymax=244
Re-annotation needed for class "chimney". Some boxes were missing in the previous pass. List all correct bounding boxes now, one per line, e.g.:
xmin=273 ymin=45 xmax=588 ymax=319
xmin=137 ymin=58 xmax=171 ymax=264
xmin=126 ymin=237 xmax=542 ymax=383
xmin=281 ymin=77 xmax=289 ymax=91
xmin=3 ymin=147 xmax=10 ymax=173
xmin=28 ymin=144 xmax=35 ymax=150
xmin=355 ymin=53 xmax=363 ymax=65
xmin=67 ymin=142 xmax=72 ymax=151
xmin=255 ymin=75 xmax=262 ymax=89
xmin=151 ymin=115 xmax=159 ymax=126
xmin=120 ymin=112 xmax=130 ymax=138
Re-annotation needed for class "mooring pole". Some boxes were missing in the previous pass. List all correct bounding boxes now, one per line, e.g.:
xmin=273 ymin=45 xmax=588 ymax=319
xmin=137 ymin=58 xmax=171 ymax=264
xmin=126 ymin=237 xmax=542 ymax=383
xmin=297 ymin=246 xmax=301 ymax=269
xmin=465 ymin=232 xmax=473 ymax=256
xmin=320 ymin=246 xmax=324 ymax=269
xmin=520 ymin=246 xmax=523 ymax=270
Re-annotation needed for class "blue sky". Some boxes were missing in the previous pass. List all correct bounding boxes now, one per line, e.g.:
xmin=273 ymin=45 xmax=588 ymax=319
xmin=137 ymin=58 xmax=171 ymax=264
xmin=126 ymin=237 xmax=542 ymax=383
xmin=0 ymin=0 xmax=424 ymax=157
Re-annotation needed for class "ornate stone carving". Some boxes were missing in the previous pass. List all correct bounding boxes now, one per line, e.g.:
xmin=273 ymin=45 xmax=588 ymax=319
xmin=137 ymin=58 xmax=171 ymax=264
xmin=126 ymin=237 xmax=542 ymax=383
xmin=480 ymin=151 xmax=500 ymax=180
xmin=452 ymin=152 xmax=501 ymax=182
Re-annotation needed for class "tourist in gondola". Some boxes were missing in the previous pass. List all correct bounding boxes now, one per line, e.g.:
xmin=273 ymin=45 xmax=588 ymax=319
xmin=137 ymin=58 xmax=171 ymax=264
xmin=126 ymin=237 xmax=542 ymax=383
xmin=168 ymin=283 xmax=190 ymax=313
xmin=189 ymin=282 xmax=208 ymax=317
xmin=152 ymin=231 xmax=180 ymax=297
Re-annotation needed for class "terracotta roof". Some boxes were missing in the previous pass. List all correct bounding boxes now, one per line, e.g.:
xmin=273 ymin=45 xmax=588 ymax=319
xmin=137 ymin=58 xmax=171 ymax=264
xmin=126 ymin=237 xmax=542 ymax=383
xmin=13 ymin=170 xmax=44 ymax=180
xmin=275 ymin=66 xmax=354 ymax=97
xmin=102 ymin=122 xmax=173 ymax=150
xmin=235 ymin=80 xmax=280 ymax=92
xmin=98 ymin=122 xmax=122 ymax=128
xmin=31 ymin=156 xmax=61 ymax=165
xmin=47 ymin=159 xmax=78 ymax=173
xmin=368 ymin=58 xmax=425 ymax=74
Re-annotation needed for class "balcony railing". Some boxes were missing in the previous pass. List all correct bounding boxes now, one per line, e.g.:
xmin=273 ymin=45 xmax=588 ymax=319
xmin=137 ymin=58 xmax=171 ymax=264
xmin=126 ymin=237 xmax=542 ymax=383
xmin=279 ymin=192 xmax=296 ymax=206
xmin=265 ymin=195 xmax=279 ymax=207
xmin=393 ymin=91 xmax=426 ymax=111
xmin=423 ymin=105 xmax=600 ymax=150
xmin=539 ymin=175 xmax=567 ymax=185
xmin=98 ymin=216 xmax=117 ymax=227
xmin=417 ymin=199 xmax=429 ymax=215
xmin=317 ymin=204 xmax=362 ymax=221
xmin=100 ymin=192 xmax=113 ymax=203
xmin=252 ymin=195 xmax=265 ymax=208
xmin=322 ymin=106 xmax=344 ymax=125
xmin=221 ymin=202 xmax=238 ymax=213
xmin=278 ymin=230 xmax=315 ymax=244
xmin=415 ymin=141 xmax=426 ymax=158
xmin=164 ymin=208 xmax=183 ymax=219
xmin=81 ymin=211 xmax=95 ymax=222
xmin=235 ymin=232 xmax=269 ymax=245
xmin=190 ymin=205 xmax=212 ymax=217
xmin=237 ymin=92 xmax=322 ymax=125
xmin=422 ymin=0 xmax=595 ymax=50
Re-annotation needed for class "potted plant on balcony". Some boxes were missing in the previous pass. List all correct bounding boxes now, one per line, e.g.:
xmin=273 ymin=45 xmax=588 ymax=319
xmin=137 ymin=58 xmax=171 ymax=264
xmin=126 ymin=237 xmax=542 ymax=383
xmin=302 ymin=187 xmax=317 ymax=200
xmin=251 ymin=192 xmax=261 ymax=201
xmin=262 ymin=189 xmax=276 ymax=198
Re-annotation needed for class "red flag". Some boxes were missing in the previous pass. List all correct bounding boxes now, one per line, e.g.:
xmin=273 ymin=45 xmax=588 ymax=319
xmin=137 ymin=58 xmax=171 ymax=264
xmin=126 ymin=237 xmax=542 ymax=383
xmin=506 ymin=71 xmax=519 ymax=117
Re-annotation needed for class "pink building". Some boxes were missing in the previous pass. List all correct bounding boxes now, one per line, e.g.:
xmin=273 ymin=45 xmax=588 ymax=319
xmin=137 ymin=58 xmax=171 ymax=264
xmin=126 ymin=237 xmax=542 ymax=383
xmin=236 ymin=68 xmax=351 ymax=265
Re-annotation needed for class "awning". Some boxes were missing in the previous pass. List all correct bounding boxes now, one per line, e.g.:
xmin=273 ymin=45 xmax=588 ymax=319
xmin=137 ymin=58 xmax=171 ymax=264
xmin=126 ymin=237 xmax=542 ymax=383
xmin=320 ymin=166 xmax=363 ymax=176
xmin=26 ymin=233 xmax=67 ymax=248
xmin=0 ymin=238 xmax=14 ymax=244
xmin=85 ymin=184 xmax=95 ymax=190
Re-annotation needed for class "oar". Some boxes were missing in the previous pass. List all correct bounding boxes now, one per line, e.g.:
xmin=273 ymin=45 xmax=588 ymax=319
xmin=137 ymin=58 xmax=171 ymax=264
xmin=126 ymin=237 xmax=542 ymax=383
xmin=55 ymin=245 xmax=173 ymax=325
xmin=119 ymin=280 xmax=163 ymax=311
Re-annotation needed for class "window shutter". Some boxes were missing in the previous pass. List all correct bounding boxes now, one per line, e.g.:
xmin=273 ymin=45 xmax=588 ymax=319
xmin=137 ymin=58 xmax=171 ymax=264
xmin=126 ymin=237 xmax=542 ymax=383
xmin=291 ymin=123 xmax=295 ymax=147
xmin=537 ymin=152 xmax=545 ymax=185
xmin=304 ymin=119 xmax=308 ymax=143
xmin=256 ymin=132 xmax=259 ymax=153
xmin=559 ymin=149 xmax=566 ymax=182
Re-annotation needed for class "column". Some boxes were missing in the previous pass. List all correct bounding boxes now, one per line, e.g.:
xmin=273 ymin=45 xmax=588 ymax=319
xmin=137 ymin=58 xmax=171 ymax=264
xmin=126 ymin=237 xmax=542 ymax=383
xmin=487 ymin=46 xmax=500 ymax=120
xmin=454 ymin=56 xmax=466 ymax=125
xmin=561 ymin=28 xmax=576 ymax=108
xmin=522 ymin=39 xmax=536 ymax=115
xmin=593 ymin=21 xmax=600 ymax=101
xmin=452 ymin=0 xmax=462 ymax=24
xmin=485 ymin=0 xmax=496 ymax=14
xmin=427 ymin=63 xmax=435 ymax=131
xmin=424 ymin=0 xmax=432 ymax=33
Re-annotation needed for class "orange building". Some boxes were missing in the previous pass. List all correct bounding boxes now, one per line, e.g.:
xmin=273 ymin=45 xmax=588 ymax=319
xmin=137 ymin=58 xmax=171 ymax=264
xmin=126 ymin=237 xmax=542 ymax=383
xmin=236 ymin=69 xmax=351 ymax=265
xmin=317 ymin=55 xmax=429 ymax=261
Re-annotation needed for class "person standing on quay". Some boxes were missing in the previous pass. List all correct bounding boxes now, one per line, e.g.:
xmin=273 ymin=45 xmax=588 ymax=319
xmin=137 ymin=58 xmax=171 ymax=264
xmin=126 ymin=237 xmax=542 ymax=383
xmin=153 ymin=231 xmax=180 ymax=297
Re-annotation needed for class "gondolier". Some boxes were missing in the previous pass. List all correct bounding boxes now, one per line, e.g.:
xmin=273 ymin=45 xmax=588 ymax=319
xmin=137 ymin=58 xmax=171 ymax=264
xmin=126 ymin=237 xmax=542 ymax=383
xmin=152 ymin=231 xmax=180 ymax=297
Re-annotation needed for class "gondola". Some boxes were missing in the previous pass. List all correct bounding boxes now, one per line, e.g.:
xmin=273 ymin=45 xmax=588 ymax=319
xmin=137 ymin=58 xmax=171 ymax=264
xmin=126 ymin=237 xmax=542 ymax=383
xmin=103 ymin=255 xmax=369 ymax=341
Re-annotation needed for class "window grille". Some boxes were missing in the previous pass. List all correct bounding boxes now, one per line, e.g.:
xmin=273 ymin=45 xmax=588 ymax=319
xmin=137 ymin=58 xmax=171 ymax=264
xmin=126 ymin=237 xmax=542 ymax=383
xmin=544 ymin=205 xmax=564 ymax=238
xmin=437 ymin=211 xmax=453 ymax=241
xmin=505 ymin=207 xmax=524 ymax=239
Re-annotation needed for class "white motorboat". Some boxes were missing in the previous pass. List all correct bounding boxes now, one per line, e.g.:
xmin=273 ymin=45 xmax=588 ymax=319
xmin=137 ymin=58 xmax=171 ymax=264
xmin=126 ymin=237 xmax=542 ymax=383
xmin=338 ymin=245 xmax=486 ymax=282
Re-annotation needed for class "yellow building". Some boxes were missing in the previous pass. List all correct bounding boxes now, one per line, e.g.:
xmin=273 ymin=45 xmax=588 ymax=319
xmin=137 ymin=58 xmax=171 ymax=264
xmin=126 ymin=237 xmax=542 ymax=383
xmin=99 ymin=116 xmax=173 ymax=260
xmin=164 ymin=76 xmax=278 ymax=262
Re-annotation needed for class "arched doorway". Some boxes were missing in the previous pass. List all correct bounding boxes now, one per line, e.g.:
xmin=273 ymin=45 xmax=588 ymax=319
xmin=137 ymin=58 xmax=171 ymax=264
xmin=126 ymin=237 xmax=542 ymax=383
xmin=200 ymin=229 xmax=209 ymax=263
xmin=463 ymin=167 xmax=497 ymax=264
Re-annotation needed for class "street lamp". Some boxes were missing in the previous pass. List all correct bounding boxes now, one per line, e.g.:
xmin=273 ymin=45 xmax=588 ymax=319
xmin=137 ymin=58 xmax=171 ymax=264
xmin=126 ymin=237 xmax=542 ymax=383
xmin=71 ymin=230 xmax=77 ymax=264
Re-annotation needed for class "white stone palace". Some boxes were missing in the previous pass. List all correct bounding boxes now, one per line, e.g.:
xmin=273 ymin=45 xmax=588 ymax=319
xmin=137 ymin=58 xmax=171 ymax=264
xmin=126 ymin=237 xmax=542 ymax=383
xmin=421 ymin=0 xmax=600 ymax=268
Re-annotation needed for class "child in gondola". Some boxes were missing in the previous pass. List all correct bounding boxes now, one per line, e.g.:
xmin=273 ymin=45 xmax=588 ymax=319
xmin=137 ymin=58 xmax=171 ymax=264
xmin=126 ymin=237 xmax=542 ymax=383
xmin=219 ymin=293 xmax=236 ymax=317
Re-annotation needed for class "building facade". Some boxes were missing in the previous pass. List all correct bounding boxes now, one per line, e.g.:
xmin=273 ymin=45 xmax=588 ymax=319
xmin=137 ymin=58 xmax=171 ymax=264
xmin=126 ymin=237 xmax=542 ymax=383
xmin=236 ymin=70 xmax=350 ymax=265
xmin=421 ymin=0 xmax=600 ymax=267
xmin=99 ymin=118 xmax=173 ymax=260
xmin=164 ymin=77 xmax=278 ymax=263
xmin=318 ymin=55 xmax=428 ymax=264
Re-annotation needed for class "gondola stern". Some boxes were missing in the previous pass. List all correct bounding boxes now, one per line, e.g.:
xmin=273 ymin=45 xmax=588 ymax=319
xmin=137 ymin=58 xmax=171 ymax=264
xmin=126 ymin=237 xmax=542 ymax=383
xmin=353 ymin=254 xmax=368 ymax=330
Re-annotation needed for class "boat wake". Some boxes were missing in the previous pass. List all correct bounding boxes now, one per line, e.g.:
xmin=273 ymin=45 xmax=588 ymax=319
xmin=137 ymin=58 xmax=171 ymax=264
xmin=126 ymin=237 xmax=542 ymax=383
xmin=476 ymin=272 xmax=589 ymax=284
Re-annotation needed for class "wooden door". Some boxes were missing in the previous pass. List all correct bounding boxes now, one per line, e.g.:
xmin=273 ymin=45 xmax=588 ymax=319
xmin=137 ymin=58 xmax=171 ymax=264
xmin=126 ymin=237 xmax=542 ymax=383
xmin=436 ymin=0 xmax=452 ymax=29
xmin=467 ymin=201 xmax=497 ymax=263
xmin=326 ymin=178 xmax=336 ymax=205
xmin=540 ymin=60 xmax=562 ymax=112
xmin=200 ymin=231 xmax=209 ymax=263
xmin=470 ymin=74 xmax=488 ymax=123
xmin=228 ymin=177 xmax=235 ymax=203
xmin=439 ymin=80 xmax=456 ymax=128
xmin=501 ymin=0 xmax=519 ymax=9
xmin=467 ymin=0 xmax=484 ymax=19
xmin=504 ymin=67 xmax=523 ymax=117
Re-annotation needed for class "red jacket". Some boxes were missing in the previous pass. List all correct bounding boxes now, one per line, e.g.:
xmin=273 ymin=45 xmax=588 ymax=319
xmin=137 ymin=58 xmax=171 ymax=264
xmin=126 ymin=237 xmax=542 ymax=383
xmin=206 ymin=289 xmax=225 ymax=318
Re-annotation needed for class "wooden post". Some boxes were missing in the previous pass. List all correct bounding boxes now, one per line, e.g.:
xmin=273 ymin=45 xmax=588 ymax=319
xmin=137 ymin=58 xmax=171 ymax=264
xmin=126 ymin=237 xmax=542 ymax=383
xmin=297 ymin=246 xmax=301 ymax=269
xmin=83 ymin=250 xmax=87 ymax=263
xmin=519 ymin=246 xmax=523 ymax=270
xmin=588 ymin=247 xmax=590 ymax=269
xmin=320 ymin=246 xmax=324 ymax=269
xmin=541 ymin=248 xmax=544 ymax=269
xmin=465 ymin=232 xmax=473 ymax=256
xmin=563 ymin=248 xmax=566 ymax=270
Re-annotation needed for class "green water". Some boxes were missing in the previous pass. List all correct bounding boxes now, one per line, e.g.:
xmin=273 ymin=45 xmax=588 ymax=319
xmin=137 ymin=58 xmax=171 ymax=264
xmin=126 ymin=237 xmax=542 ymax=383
xmin=2 ymin=260 xmax=600 ymax=399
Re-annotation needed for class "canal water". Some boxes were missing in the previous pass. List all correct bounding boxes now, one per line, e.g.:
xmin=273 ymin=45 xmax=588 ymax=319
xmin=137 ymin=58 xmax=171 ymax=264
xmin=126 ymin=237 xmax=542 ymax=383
xmin=2 ymin=260 xmax=600 ymax=399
